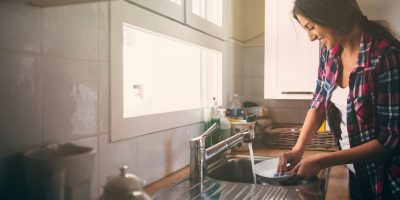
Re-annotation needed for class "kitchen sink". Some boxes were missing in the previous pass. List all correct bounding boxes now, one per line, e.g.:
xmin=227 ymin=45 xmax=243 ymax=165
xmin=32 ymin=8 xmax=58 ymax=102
xmin=154 ymin=154 xmax=330 ymax=200
xmin=207 ymin=154 xmax=267 ymax=184
xmin=207 ymin=154 xmax=328 ymax=186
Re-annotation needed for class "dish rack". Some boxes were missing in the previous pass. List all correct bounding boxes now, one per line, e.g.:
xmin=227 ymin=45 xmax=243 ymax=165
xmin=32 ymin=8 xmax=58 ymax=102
xmin=263 ymin=124 xmax=337 ymax=151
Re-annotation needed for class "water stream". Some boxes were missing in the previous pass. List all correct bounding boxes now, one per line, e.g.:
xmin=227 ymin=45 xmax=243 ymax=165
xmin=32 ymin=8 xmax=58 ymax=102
xmin=248 ymin=143 xmax=256 ymax=184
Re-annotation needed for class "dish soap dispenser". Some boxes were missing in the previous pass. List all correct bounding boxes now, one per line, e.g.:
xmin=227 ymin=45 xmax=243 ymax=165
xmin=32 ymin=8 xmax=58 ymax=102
xmin=210 ymin=97 xmax=220 ymax=144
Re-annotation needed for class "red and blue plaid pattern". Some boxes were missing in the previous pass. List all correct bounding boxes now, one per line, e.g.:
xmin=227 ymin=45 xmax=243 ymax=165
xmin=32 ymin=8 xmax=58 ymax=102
xmin=310 ymin=32 xmax=400 ymax=199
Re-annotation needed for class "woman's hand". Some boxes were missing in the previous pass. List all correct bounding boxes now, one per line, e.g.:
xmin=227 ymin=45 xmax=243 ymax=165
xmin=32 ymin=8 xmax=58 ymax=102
xmin=290 ymin=154 xmax=324 ymax=179
xmin=277 ymin=150 xmax=303 ymax=175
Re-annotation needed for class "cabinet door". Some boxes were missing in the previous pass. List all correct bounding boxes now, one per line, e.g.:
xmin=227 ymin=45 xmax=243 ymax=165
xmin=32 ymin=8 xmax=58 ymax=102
xmin=265 ymin=0 xmax=319 ymax=99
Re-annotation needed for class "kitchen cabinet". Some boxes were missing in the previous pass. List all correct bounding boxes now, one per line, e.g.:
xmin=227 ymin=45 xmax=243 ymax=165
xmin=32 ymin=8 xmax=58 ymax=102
xmin=264 ymin=0 xmax=319 ymax=99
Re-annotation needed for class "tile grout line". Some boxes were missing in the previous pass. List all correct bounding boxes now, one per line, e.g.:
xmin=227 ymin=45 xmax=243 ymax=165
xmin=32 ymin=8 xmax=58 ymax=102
xmin=39 ymin=3 xmax=44 ymax=147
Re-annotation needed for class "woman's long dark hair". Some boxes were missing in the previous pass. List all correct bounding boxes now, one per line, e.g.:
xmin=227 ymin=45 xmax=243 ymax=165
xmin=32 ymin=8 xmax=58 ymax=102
xmin=292 ymin=0 xmax=400 ymax=47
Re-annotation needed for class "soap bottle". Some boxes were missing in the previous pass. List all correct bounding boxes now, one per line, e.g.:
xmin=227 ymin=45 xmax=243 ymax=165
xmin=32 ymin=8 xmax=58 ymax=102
xmin=219 ymin=109 xmax=231 ymax=141
xmin=210 ymin=97 xmax=221 ymax=144
xmin=227 ymin=94 xmax=244 ymax=121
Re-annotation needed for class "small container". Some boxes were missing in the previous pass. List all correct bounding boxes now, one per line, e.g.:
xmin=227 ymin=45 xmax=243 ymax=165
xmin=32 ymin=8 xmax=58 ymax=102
xmin=219 ymin=109 xmax=231 ymax=141
xmin=99 ymin=166 xmax=152 ymax=200
xmin=226 ymin=94 xmax=244 ymax=120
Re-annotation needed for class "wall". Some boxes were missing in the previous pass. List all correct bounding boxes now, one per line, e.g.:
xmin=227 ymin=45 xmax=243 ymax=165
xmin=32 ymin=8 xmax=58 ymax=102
xmin=230 ymin=0 xmax=309 ymax=124
xmin=0 ymin=0 xmax=313 ymax=199
xmin=0 ymin=1 xmax=203 ymax=199
xmin=228 ymin=0 xmax=264 ymax=44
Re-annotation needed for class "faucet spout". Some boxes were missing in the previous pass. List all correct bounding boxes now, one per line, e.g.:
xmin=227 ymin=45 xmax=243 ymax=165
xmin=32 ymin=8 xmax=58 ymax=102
xmin=189 ymin=124 xmax=254 ymax=183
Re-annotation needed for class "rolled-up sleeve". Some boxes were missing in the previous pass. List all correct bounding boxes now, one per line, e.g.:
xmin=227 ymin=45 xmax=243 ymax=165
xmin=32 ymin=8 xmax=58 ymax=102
xmin=375 ymin=47 xmax=400 ymax=153
xmin=309 ymin=46 xmax=328 ymax=114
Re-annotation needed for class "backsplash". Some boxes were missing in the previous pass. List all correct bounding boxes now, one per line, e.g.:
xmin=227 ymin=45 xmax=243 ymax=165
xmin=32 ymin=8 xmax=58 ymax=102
xmin=0 ymin=1 xmax=308 ymax=199
xmin=0 ymin=1 xmax=203 ymax=199
xmin=235 ymin=45 xmax=309 ymax=125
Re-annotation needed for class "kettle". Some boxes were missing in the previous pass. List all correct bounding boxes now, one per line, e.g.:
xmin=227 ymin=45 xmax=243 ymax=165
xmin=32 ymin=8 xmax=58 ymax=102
xmin=99 ymin=166 xmax=152 ymax=200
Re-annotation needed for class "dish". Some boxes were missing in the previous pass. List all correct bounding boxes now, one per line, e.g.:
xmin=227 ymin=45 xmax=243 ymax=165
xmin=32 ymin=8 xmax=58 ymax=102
xmin=254 ymin=158 xmax=294 ymax=182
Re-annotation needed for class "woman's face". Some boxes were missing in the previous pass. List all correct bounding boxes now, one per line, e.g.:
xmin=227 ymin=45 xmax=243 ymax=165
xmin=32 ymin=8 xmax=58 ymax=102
xmin=296 ymin=14 xmax=340 ymax=49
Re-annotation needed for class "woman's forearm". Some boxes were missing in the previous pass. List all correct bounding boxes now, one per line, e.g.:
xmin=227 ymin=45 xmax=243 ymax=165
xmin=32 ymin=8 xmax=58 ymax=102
xmin=293 ymin=108 xmax=325 ymax=152
xmin=318 ymin=139 xmax=390 ymax=168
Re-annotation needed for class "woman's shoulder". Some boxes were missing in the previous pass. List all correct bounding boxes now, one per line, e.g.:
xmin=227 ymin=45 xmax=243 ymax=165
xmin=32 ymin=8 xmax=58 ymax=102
xmin=370 ymin=36 xmax=400 ymax=57
xmin=370 ymin=37 xmax=400 ymax=72
xmin=371 ymin=34 xmax=400 ymax=53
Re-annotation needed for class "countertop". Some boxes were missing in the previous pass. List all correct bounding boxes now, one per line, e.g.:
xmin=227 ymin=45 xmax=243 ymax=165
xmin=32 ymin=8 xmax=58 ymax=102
xmin=144 ymin=147 xmax=349 ymax=199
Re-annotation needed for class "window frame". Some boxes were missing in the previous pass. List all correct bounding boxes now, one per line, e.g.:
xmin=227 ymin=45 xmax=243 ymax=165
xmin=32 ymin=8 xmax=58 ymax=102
xmin=125 ymin=0 xmax=185 ymax=23
xmin=185 ymin=0 xmax=228 ymax=40
xmin=110 ymin=0 xmax=225 ymax=142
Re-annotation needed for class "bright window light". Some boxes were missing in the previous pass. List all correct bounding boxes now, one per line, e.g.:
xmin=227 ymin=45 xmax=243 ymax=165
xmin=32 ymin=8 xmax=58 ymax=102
xmin=169 ymin=0 xmax=182 ymax=6
xmin=123 ymin=23 xmax=221 ymax=118
xmin=192 ymin=0 xmax=222 ymax=26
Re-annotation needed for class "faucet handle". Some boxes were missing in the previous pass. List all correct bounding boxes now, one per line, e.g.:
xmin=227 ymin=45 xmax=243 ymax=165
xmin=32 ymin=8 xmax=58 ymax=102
xmin=242 ymin=129 xmax=254 ymax=143
xmin=190 ymin=123 xmax=219 ymax=149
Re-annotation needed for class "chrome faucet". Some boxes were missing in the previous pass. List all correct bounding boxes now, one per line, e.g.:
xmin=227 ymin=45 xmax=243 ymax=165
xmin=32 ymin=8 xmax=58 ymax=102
xmin=189 ymin=123 xmax=254 ymax=183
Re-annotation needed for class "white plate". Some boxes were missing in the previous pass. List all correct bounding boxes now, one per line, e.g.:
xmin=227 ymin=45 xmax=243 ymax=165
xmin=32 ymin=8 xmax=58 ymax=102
xmin=254 ymin=158 xmax=294 ymax=181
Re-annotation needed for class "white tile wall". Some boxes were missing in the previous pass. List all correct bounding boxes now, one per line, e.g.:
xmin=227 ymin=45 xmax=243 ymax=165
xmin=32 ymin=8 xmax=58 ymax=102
xmin=164 ymin=127 xmax=187 ymax=174
xmin=136 ymin=131 xmax=166 ymax=184
xmin=99 ymin=62 xmax=109 ymax=135
xmin=244 ymin=47 xmax=264 ymax=77
xmin=98 ymin=134 xmax=138 ymax=191
xmin=234 ymin=76 xmax=245 ymax=96
xmin=240 ymin=44 xmax=309 ymax=124
xmin=0 ymin=51 xmax=41 ymax=152
xmin=268 ymin=107 xmax=302 ymax=124
xmin=244 ymin=77 xmax=264 ymax=98
xmin=0 ymin=1 xmax=41 ymax=53
xmin=0 ymin=1 xmax=208 ymax=199
xmin=42 ymin=2 xmax=98 ymax=60
xmin=97 ymin=1 xmax=109 ymax=62
xmin=233 ymin=43 xmax=245 ymax=78
xmin=0 ymin=0 xmax=311 ymax=199
xmin=41 ymin=56 xmax=98 ymax=143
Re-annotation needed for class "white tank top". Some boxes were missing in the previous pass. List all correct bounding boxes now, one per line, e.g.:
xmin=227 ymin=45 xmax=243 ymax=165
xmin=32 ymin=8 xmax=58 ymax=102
xmin=330 ymin=86 xmax=356 ymax=174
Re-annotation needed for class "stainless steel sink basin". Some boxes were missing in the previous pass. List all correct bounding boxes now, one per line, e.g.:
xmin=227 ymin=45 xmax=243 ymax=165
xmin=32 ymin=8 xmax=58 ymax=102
xmin=207 ymin=154 xmax=327 ymax=186
xmin=207 ymin=154 xmax=267 ymax=184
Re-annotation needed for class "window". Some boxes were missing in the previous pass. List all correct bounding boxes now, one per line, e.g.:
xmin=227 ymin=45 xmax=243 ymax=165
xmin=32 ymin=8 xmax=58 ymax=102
xmin=191 ymin=0 xmax=222 ymax=27
xmin=111 ymin=1 xmax=224 ymax=141
xmin=186 ymin=0 xmax=227 ymax=39
xmin=123 ymin=23 xmax=222 ymax=118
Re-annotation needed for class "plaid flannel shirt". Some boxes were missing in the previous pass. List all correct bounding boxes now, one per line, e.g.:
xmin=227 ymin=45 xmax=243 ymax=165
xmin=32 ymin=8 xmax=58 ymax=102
xmin=310 ymin=32 xmax=400 ymax=199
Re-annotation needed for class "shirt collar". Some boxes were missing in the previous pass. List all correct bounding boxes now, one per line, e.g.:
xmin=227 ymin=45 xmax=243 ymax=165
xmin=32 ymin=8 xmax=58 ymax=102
xmin=328 ymin=31 xmax=373 ymax=69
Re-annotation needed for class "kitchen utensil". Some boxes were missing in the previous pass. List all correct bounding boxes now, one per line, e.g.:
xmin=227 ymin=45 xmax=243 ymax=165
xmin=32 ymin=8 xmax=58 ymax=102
xmin=99 ymin=166 xmax=152 ymax=200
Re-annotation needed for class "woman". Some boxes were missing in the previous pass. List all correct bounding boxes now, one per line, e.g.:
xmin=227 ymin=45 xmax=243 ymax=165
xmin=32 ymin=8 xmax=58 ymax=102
xmin=277 ymin=0 xmax=400 ymax=199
